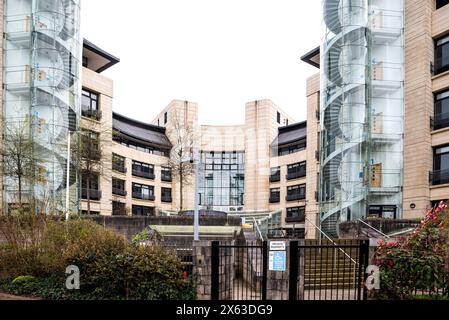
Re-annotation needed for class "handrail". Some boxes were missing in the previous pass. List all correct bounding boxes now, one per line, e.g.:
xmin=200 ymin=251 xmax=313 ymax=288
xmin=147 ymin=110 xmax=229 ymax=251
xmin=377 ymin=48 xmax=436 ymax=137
xmin=305 ymin=216 xmax=358 ymax=266
xmin=252 ymin=217 xmax=265 ymax=242
xmin=357 ymin=219 xmax=390 ymax=239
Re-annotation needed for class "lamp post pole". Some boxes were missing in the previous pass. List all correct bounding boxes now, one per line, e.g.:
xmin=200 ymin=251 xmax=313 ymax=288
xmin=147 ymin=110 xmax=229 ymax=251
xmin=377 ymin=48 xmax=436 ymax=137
xmin=65 ymin=133 xmax=71 ymax=221
xmin=193 ymin=154 xmax=200 ymax=241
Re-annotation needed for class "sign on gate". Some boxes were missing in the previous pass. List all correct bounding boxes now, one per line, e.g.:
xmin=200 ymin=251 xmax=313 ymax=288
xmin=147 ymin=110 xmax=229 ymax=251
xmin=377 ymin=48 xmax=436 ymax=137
xmin=270 ymin=241 xmax=286 ymax=251
xmin=269 ymin=251 xmax=286 ymax=271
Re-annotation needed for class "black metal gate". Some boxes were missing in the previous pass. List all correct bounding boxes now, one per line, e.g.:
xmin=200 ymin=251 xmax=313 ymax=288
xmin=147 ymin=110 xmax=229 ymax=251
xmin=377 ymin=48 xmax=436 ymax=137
xmin=289 ymin=240 xmax=370 ymax=301
xmin=211 ymin=239 xmax=370 ymax=301
xmin=211 ymin=241 xmax=268 ymax=300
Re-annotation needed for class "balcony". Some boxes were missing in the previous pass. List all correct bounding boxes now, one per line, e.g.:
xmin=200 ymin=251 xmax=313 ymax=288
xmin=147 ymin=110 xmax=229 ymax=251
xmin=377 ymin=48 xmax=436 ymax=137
xmin=285 ymin=216 xmax=305 ymax=224
xmin=286 ymin=194 xmax=305 ymax=202
xmin=132 ymin=192 xmax=155 ymax=201
xmin=431 ymin=113 xmax=449 ymax=131
xmin=430 ymin=169 xmax=449 ymax=186
xmin=161 ymin=196 xmax=173 ymax=203
xmin=269 ymin=195 xmax=281 ymax=203
xmin=82 ymin=109 xmax=102 ymax=121
xmin=269 ymin=173 xmax=281 ymax=183
xmin=132 ymin=169 xmax=155 ymax=180
xmin=113 ymin=163 xmax=127 ymax=174
xmin=161 ymin=173 xmax=173 ymax=182
xmin=112 ymin=188 xmax=127 ymax=197
xmin=286 ymin=171 xmax=306 ymax=181
xmin=81 ymin=189 xmax=102 ymax=201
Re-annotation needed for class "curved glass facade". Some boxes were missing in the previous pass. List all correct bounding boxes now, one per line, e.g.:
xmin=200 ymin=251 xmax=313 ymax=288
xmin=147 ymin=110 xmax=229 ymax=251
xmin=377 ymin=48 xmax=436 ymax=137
xmin=3 ymin=0 xmax=81 ymax=213
xmin=320 ymin=0 xmax=404 ymax=236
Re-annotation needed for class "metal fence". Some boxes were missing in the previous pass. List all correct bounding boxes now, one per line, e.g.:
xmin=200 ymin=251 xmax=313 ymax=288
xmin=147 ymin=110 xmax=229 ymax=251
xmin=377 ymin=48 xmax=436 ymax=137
xmin=289 ymin=240 xmax=369 ymax=301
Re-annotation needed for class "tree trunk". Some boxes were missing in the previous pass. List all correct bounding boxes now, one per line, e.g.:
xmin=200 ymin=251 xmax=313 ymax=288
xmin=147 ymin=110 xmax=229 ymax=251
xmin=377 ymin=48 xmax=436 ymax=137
xmin=180 ymin=164 xmax=183 ymax=212
xmin=18 ymin=176 xmax=22 ymax=209
xmin=87 ymin=175 xmax=91 ymax=216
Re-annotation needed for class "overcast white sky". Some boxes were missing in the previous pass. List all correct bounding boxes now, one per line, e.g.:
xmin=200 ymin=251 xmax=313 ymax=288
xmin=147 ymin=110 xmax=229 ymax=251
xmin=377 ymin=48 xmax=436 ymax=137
xmin=81 ymin=0 xmax=321 ymax=125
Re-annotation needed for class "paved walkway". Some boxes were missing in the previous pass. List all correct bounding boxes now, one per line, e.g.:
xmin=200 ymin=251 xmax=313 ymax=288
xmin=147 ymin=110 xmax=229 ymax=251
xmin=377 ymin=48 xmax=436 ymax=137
xmin=0 ymin=292 xmax=40 ymax=300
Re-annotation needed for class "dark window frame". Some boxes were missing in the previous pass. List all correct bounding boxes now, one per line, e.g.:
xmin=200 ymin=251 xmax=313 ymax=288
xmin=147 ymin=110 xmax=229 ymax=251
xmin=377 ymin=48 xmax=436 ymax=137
xmin=287 ymin=161 xmax=307 ymax=180
xmin=286 ymin=206 xmax=306 ymax=223
xmin=81 ymin=88 xmax=101 ymax=120
xmin=436 ymin=0 xmax=449 ymax=10
xmin=132 ymin=183 xmax=155 ymax=201
xmin=132 ymin=205 xmax=154 ymax=216
xmin=132 ymin=161 xmax=155 ymax=179
xmin=269 ymin=188 xmax=281 ymax=203
xmin=286 ymin=184 xmax=306 ymax=201
xmin=434 ymin=34 xmax=449 ymax=75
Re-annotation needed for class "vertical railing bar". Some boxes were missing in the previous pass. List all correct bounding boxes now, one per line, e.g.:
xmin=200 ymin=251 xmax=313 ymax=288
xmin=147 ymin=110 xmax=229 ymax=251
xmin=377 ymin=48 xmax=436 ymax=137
xmin=262 ymin=241 xmax=268 ymax=301
xmin=211 ymin=241 xmax=219 ymax=301
xmin=362 ymin=240 xmax=369 ymax=301
xmin=289 ymin=241 xmax=299 ymax=301
xmin=325 ymin=246 xmax=329 ymax=300
xmin=342 ymin=240 xmax=347 ymax=300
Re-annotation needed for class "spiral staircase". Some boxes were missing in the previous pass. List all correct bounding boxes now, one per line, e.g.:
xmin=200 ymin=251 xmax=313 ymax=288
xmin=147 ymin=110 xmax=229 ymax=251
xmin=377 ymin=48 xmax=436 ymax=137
xmin=320 ymin=0 xmax=369 ymax=238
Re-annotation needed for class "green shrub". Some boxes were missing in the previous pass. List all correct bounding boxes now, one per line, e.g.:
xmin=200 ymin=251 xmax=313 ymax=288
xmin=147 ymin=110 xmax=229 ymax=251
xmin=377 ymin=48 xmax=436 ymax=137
xmin=0 ymin=216 xmax=196 ymax=300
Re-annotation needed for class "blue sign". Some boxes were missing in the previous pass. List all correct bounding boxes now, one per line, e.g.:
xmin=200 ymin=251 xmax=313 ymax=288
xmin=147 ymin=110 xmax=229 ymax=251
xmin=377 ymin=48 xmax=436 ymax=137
xmin=269 ymin=251 xmax=286 ymax=272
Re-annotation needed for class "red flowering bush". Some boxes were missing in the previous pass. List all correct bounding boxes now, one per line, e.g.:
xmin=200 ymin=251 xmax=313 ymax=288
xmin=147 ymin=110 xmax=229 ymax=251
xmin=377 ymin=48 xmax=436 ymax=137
xmin=373 ymin=202 xmax=449 ymax=300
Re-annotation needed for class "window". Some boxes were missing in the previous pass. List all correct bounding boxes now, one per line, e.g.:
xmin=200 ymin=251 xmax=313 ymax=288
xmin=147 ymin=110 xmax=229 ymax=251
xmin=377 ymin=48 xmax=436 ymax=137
xmin=286 ymin=206 xmax=306 ymax=223
xmin=270 ymin=167 xmax=281 ymax=182
xmin=436 ymin=0 xmax=449 ymax=9
xmin=112 ymin=201 xmax=126 ymax=216
xmin=199 ymin=151 xmax=245 ymax=208
xmin=132 ymin=161 xmax=155 ymax=179
xmin=112 ymin=178 xmax=126 ymax=197
xmin=278 ymin=139 xmax=307 ymax=156
xmin=112 ymin=154 xmax=126 ymax=173
xmin=161 ymin=188 xmax=172 ymax=203
xmin=287 ymin=162 xmax=307 ymax=180
xmin=269 ymin=188 xmax=281 ymax=203
xmin=81 ymin=130 xmax=101 ymax=160
xmin=132 ymin=205 xmax=154 ymax=216
xmin=161 ymin=167 xmax=172 ymax=182
xmin=433 ymin=90 xmax=449 ymax=130
xmin=435 ymin=34 xmax=449 ymax=75
xmin=286 ymin=184 xmax=306 ymax=201
xmin=132 ymin=183 xmax=155 ymax=201
xmin=277 ymin=112 xmax=281 ymax=124
xmin=164 ymin=112 xmax=168 ymax=124
xmin=81 ymin=89 xmax=101 ymax=120
xmin=431 ymin=145 xmax=449 ymax=185
xmin=81 ymin=173 xmax=101 ymax=200
xmin=113 ymin=134 xmax=170 ymax=157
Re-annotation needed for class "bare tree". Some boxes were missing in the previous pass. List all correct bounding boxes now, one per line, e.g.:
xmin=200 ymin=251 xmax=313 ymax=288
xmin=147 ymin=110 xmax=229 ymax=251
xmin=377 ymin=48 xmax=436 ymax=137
xmin=165 ymin=109 xmax=197 ymax=212
xmin=0 ymin=121 xmax=36 ymax=210
xmin=77 ymin=119 xmax=112 ymax=216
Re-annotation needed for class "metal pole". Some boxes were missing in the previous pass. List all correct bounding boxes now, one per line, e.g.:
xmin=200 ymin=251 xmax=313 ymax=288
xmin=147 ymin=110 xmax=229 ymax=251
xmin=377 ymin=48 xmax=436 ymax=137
xmin=194 ymin=155 xmax=200 ymax=241
xmin=65 ymin=133 xmax=71 ymax=221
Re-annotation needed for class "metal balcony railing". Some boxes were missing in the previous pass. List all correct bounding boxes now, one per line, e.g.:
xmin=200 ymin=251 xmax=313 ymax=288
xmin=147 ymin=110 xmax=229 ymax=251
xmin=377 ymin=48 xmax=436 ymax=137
xmin=269 ymin=173 xmax=281 ymax=183
xmin=161 ymin=196 xmax=173 ymax=203
xmin=82 ymin=108 xmax=102 ymax=121
xmin=113 ymin=163 xmax=127 ymax=174
xmin=132 ymin=192 xmax=155 ymax=201
xmin=161 ymin=173 xmax=173 ymax=182
xmin=112 ymin=188 xmax=127 ymax=197
xmin=430 ymin=169 xmax=449 ymax=185
xmin=132 ymin=169 xmax=155 ymax=180
xmin=431 ymin=112 xmax=449 ymax=131
xmin=286 ymin=170 xmax=306 ymax=181
xmin=285 ymin=215 xmax=305 ymax=224
xmin=286 ymin=193 xmax=306 ymax=202
xmin=269 ymin=195 xmax=281 ymax=203
xmin=81 ymin=189 xmax=102 ymax=201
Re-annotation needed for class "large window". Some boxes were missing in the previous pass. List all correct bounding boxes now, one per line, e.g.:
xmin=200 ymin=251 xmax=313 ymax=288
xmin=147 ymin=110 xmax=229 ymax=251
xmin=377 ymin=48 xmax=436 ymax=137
xmin=132 ymin=183 xmax=155 ymax=201
xmin=161 ymin=167 xmax=172 ymax=182
xmin=132 ymin=205 xmax=154 ymax=216
xmin=286 ymin=206 xmax=306 ymax=223
xmin=81 ymin=89 xmax=101 ymax=120
xmin=433 ymin=90 xmax=449 ymax=130
xmin=81 ymin=173 xmax=101 ymax=200
xmin=287 ymin=162 xmax=307 ymax=180
xmin=278 ymin=139 xmax=307 ymax=156
xmin=132 ymin=161 xmax=155 ymax=180
xmin=161 ymin=188 xmax=172 ymax=203
xmin=436 ymin=0 xmax=449 ymax=9
xmin=431 ymin=145 xmax=449 ymax=185
xmin=112 ymin=201 xmax=126 ymax=216
xmin=112 ymin=153 xmax=126 ymax=173
xmin=286 ymin=184 xmax=306 ymax=201
xmin=81 ymin=130 xmax=101 ymax=161
xmin=112 ymin=178 xmax=126 ymax=197
xmin=199 ymin=151 xmax=245 ymax=209
xmin=435 ymin=35 xmax=449 ymax=75
xmin=269 ymin=188 xmax=280 ymax=203
xmin=270 ymin=167 xmax=281 ymax=182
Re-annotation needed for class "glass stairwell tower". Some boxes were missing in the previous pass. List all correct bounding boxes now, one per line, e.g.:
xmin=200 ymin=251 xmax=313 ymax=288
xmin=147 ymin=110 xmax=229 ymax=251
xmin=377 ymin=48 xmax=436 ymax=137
xmin=319 ymin=0 xmax=404 ymax=237
xmin=3 ymin=0 xmax=81 ymax=214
